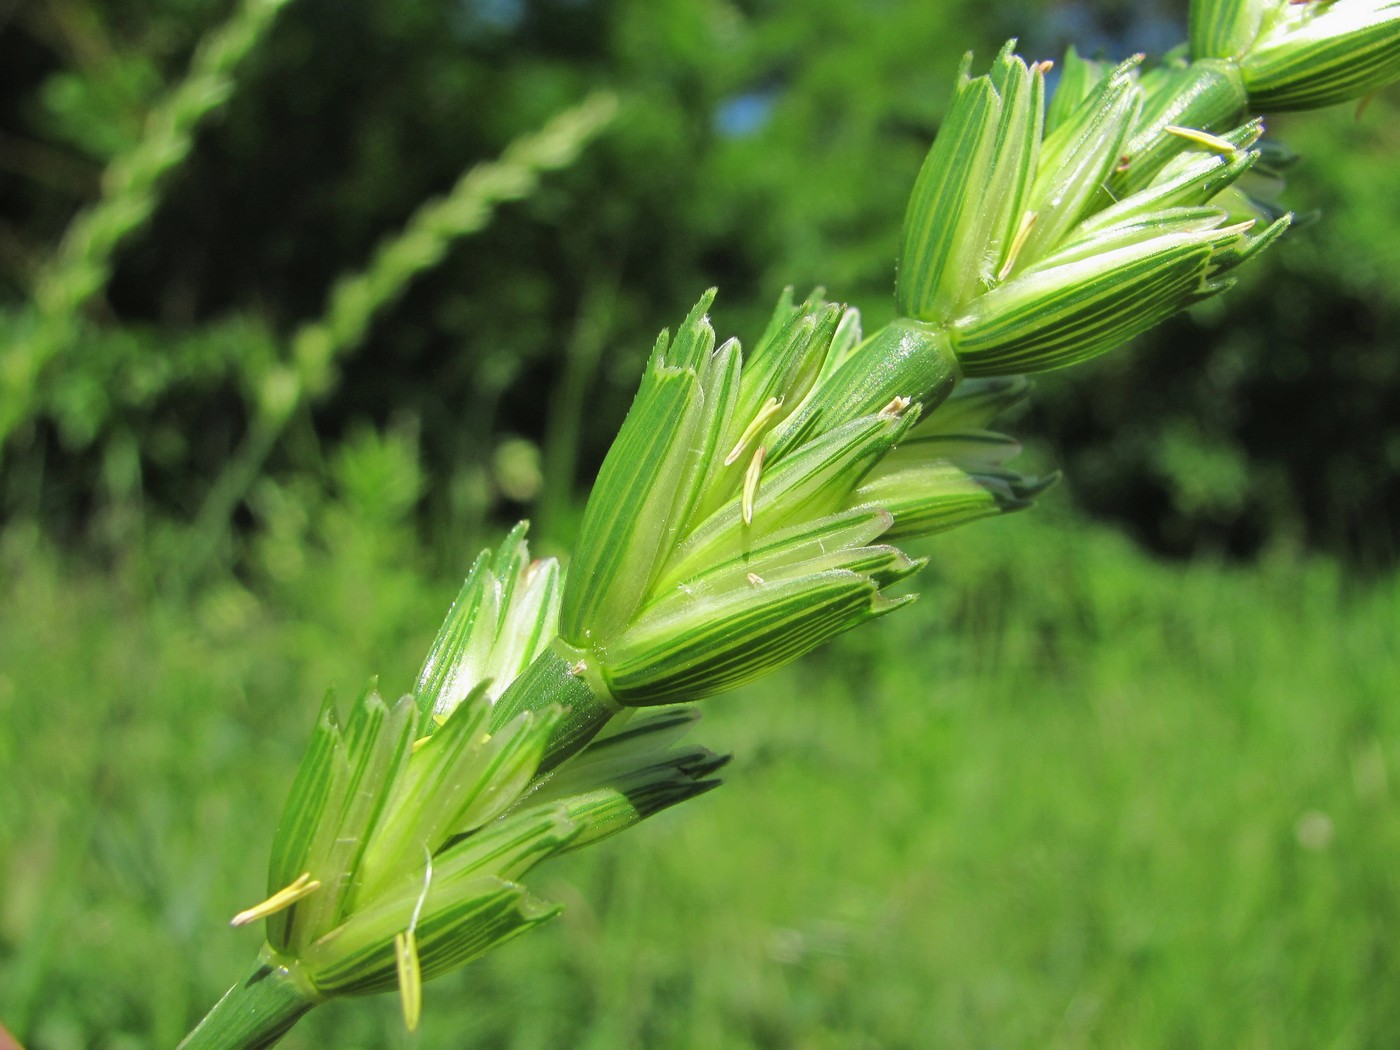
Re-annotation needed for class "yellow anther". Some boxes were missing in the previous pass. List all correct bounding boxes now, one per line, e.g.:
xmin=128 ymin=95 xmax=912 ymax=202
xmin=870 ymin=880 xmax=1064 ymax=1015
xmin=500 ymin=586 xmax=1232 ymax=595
xmin=725 ymin=396 xmax=785 ymax=466
xmin=998 ymin=210 xmax=1039 ymax=281
xmin=878 ymin=395 xmax=912 ymax=419
xmin=395 ymin=929 xmax=423 ymax=1033
xmin=230 ymin=872 xmax=321 ymax=927
xmin=742 ymin=445 xmax=766 ymax=526
xmin=746 ymin=572 xmax=765 ymax=586
xmin=1164 ymin=125 xmax=1238 ymax=155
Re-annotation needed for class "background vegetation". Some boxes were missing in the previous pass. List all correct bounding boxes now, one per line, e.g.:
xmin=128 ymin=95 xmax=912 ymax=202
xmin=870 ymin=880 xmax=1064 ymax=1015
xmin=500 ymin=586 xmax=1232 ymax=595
xmin=1 ymin=0 xmax=1396 ymax=1045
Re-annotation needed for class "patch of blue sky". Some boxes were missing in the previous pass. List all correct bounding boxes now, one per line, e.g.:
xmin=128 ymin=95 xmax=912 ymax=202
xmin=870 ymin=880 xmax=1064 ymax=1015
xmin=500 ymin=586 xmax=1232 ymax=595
xmin=715 ymin=90 xmax=777 ymax=138
xmin=452 ymin=0 xmax=526 ymax=37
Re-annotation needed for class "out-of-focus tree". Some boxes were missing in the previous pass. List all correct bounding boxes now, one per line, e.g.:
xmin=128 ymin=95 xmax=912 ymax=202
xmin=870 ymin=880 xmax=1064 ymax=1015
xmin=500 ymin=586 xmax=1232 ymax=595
xmin=0 ymin=0 xmax=1011 ymax=564
xmin=2 ymin=0 xmax=1395 ymax=567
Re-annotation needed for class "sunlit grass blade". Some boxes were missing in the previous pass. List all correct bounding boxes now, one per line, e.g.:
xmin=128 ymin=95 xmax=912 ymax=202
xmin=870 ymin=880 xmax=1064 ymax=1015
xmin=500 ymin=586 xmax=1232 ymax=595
xmin=897 ymin=58 xmax=1003 ymax=320
xmin=1044 ymin=46 xmax=1105 ymax=134
xmin=950 ymin=214 xmax=1260 ymax=374
xmin=767 ymin=320 xmax=956 ymax=457
xmin=662 ymin=412 xmax=912 ymax=587
xmin=559 ymin=332 xmax=705 ymax=646
xmin=288 ymin=688 xmax=415 ymax=953
xmin=1075 ymin=122 xmax=1263 ymax=236
xmin=1190 ymin=0 xmax=1266 ymax=60
xmin=1018 ymin=56 xmax=1142 ymax=268
xmin=305 ymin=875 xmax=565 ymax=995
xmin=605 ymin=569 xmax=889 ymax=704
xmin=265 ymin=690 xmax=343 ymax=950
xmin=652 ymin=507 xmax=893 ymax=601
xmin=1243 ymin=0 xmax=1400 ymax=111
xmin=1109 ymin=58 xmax=1249 ymax=195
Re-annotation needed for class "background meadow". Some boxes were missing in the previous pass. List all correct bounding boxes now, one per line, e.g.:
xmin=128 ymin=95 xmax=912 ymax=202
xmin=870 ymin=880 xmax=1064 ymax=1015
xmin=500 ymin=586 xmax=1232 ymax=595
xmin=1 ymin=0 xmax=1398 ymax=1046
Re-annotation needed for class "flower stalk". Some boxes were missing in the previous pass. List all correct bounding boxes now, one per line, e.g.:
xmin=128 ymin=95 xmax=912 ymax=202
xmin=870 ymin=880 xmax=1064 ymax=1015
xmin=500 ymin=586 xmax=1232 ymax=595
xmin=177 ymin=952 xmax=319 ymax=1050
xmin=184 ymin=5 xmax=1400 ymax=1044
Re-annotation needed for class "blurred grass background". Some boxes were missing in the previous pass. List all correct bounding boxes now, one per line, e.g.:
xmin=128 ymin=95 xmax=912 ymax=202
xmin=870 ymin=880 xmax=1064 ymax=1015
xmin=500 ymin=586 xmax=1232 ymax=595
xmin=1 ymin=0 xmax=1397 ymax=1046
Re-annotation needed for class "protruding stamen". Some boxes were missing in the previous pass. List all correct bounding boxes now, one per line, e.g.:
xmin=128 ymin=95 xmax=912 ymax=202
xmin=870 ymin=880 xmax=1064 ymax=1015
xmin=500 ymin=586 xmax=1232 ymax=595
xmin=394 ymin=844 xmax=433 ymax=1032
xmin=878 ymin=395 xmax=912 ymax=419
xmin=1165 ymin=125 xmax=1238 ymax=155
xmin=742 ymin=446 xmax=766 ymax=526
xmin=230 ymin=872 xmax=321 ymax=927
xmin=1032 ymin=60 xmax=1055 ymax=75
xmin=412 ymin=734 xmax=433 ymax=753
xmin=998 ymin=210 xmax=1039 ymax=281
xmin=395 ymin=930 xmax=423 ymax=1032
xmin=725 ymin=396 xmax=785 ymax=466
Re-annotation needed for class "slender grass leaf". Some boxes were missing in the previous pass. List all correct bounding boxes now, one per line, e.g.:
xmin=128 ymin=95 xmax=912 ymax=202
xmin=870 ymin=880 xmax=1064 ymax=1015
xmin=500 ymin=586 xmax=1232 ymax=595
xmin=1244 ymin=0 xmax=1400 ymax=111
xmin=307 ymin=874 xmax=565 ymax=994
xmin=1190 ymin=0 xmax=1266 ymax=60
xmin=559 ymin=361 xmax=703 ymax=646
xmin=897 ymin=64 xmax=1003 ymax=320
xmin=768 ymin=320 xmax=956 ymax=459
xmin=265 ymin=689 xmax=343 ymax=950
xmin=669 ymin=338 xmax=743 ymax=543
xmin=1109 ymin=59 xmax=1249 ymax=196
xmin=952 ymin=235 xmax=1223 ymax=373
xmin=1020 ymin=57 xmax=1142 ymax=268
xmin=662 ymin=413 xmax=910 ymax=588
xmin=605 ymin=569 xmax=885 ymax=704
xmin=292 ymin=689 xmax=416 ymax=952
xmin=652 ymin=506 xmax=892 ymax=600
xmin=1044 ymin=46 xmax=1106 ymax=134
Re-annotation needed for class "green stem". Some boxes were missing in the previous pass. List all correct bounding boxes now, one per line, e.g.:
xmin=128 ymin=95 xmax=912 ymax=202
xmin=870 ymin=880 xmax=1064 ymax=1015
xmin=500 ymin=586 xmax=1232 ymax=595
xmin=178 ymin=950 xmax=321 ymax=1050
xmin=491 ymin=641 xmax=619 ymax=773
